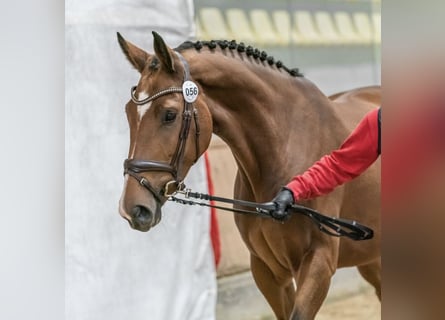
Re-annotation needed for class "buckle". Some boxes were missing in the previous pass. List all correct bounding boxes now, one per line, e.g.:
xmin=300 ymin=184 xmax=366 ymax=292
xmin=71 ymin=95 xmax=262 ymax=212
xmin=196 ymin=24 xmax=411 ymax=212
xmin=164 ymin=180 xmax=179 ymax=197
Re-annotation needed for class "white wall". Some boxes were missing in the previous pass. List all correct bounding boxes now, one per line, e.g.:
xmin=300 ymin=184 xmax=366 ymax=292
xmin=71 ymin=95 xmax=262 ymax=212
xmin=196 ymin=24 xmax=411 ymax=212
xmin=65 ymin=1 xmax=217 ymax=319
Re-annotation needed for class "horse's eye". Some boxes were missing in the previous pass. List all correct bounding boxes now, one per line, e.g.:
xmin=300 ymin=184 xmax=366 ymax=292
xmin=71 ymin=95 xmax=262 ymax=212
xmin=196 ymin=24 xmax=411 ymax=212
xmin=163 ymin=110 xmax=177 ymax=123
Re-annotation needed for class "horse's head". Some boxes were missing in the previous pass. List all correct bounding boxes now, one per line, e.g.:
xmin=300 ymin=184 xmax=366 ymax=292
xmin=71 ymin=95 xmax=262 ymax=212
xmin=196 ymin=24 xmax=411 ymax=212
xmin=117 ymin=31 xmax=213 ymax=232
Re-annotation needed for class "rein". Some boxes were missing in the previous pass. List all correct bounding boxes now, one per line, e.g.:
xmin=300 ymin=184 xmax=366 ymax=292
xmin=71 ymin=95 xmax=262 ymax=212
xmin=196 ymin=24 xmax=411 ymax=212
xmin=168 ymin=187 xmax=374 ymax=241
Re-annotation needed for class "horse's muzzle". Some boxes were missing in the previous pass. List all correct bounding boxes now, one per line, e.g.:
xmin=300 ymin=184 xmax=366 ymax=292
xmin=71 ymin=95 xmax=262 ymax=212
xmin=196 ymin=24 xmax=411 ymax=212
xmin=127 ymin=204 xmax=162 ymax=232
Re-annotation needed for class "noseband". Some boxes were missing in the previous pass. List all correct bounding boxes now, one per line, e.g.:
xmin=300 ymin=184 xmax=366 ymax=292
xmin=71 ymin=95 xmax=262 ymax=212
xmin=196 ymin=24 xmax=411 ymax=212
xmin=124 ymin=52 xmax=201 ymax=202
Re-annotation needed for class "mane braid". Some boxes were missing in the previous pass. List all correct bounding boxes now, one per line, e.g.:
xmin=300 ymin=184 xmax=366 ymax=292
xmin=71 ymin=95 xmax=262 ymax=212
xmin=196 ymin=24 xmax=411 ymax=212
xmin=175 ymin=40 xmax=304 ymax=77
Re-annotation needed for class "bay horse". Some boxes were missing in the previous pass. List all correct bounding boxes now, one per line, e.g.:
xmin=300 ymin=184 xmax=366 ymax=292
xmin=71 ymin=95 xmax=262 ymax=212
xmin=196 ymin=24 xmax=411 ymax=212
xmin=117 ymin=31 xmax=381 ymax=320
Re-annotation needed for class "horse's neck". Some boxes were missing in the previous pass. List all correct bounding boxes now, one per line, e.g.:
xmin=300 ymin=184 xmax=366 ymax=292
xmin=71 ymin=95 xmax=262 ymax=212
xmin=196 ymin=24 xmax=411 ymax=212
xmin=186 ymin=49 xmax=343 ymax=199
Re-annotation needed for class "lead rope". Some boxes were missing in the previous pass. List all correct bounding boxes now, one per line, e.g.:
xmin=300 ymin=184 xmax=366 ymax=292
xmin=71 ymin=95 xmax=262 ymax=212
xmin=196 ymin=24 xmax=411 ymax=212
xmin=167 ymin=188 xmax=374 ymax=241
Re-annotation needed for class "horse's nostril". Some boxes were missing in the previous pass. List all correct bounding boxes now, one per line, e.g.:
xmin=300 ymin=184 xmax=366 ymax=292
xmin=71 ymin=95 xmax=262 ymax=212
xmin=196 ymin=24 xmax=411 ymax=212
xmin=131 ymin=205 xmax=153 ymax=223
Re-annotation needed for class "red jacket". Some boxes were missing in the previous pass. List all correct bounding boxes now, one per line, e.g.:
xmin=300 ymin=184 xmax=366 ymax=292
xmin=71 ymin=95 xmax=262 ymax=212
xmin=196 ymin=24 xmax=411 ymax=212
xmin=287 ymin=108 xmax=380 ymax=201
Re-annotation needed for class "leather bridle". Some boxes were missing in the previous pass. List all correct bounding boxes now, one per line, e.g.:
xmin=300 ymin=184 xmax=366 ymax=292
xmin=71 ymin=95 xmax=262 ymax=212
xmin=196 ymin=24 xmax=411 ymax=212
xmin=124 ymin=52 xmax=201 ymax=202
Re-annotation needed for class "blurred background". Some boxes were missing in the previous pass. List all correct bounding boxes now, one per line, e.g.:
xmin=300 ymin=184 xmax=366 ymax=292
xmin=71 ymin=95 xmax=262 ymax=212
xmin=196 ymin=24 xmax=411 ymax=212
xmin=194 ymin=0 xmax=381 ymax=93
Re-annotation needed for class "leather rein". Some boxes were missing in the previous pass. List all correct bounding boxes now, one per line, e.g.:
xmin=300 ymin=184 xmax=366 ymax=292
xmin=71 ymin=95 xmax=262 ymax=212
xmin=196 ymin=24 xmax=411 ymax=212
xmin=123 ymin=52 xmax=374 ymax=241
xmin=169 ymin=189 xmax=374 ymax=241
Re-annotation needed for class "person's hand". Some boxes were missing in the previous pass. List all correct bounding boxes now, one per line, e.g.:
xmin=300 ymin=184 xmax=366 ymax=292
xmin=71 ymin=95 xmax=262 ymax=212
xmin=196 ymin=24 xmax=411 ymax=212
xmin=270 ymin=187 xmax=295 ymax=221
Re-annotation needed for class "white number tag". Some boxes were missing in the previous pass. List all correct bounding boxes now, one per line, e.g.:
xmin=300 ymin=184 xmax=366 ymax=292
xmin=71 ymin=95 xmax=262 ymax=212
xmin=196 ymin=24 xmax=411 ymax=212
xmin=182 ymin=80 xmax=199 ymax=103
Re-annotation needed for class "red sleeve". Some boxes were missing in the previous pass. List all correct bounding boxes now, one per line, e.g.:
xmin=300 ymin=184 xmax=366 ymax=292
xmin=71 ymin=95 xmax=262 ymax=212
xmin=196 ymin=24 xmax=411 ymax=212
xmin=286 ymin=108 xmax=380 ymax=201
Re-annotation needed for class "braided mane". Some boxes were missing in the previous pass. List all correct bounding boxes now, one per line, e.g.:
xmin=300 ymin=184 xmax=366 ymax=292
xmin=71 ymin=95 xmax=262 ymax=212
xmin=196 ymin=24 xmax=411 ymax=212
xmin=175 ymin=40 xmax=304 ymax=77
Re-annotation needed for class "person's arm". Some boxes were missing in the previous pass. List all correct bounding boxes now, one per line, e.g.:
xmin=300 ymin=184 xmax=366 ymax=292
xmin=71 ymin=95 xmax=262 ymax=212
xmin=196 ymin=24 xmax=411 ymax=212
xmin=287 ymin=107 xmax=380 ymax=201
xmin=271 ymin=108 xmax=380 ymax=220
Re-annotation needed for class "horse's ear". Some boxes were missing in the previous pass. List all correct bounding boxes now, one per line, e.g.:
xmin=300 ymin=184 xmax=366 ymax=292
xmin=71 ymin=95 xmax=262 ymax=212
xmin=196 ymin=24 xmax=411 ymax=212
xmin=152 ymin=31 xmax=176 ymax=73
xmin=117 ymin=32 xmax=149 ymax=73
